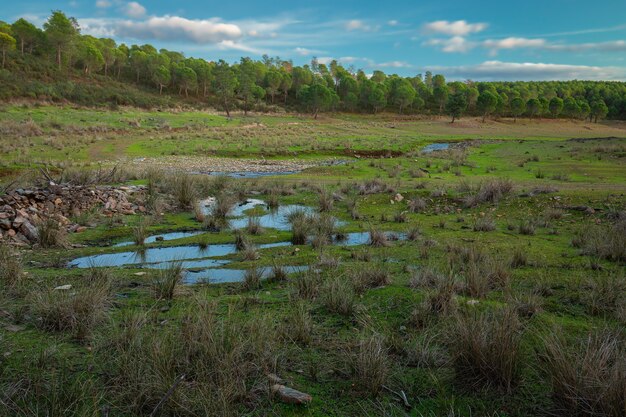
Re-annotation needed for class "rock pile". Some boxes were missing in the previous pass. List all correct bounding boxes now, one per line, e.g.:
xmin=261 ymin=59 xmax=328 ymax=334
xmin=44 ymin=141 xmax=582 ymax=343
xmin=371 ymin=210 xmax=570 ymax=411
xmin=0 ymin=183 xmax=146 ymax=245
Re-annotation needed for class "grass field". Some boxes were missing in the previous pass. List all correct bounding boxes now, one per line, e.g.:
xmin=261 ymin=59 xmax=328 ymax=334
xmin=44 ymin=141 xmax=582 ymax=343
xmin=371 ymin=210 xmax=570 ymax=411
xmin=0 ymin=105 xmax=625 ymax=417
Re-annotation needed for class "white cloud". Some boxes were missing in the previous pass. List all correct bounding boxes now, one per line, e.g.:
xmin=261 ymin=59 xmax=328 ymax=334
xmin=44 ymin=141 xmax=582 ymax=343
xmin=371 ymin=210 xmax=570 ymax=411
xmin=115 ymin=16 xmax=242 ymax=43
xmin=388 ymin=20 xmax=398 ymax=26
xmin=426 ymin=61 xmax=626 ymax=81
xmin=96 ymin=0 xmax=112 ymax=8
xmin=294 ymin=47 xmax=325 ymax=56
xmin=545 ymin=40 xmax=626 ymax=52
xmin=482 ymin=37 xmax=546 ymax=55
xmin=345 ymin=19 xmax=378 ymax=32
xmin=423 ymin=20 xmax=487 ymax=36
xmin=123 ymin=2 xmax=146 ymax=19
xmin=378 ymin=60 xmax=412 ymax=68
xmin=425 ymin=36 xmax=475 ymax=53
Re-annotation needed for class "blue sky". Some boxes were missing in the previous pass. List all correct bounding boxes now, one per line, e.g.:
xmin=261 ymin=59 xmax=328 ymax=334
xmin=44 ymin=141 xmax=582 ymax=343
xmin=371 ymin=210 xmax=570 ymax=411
xmin=5 ymin=0 xmax=626 ymax=80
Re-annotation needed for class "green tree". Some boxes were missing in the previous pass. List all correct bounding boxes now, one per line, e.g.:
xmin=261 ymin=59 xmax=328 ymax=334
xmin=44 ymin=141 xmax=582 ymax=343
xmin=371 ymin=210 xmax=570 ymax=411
xmin=264 ymin=69 xmax=282 ymax=103
xmin=563 ymin=97 xmax=580 ymax=119
xmin=237 ymin=57 xmax=258 ymax=115
xmin=510 ymin=97 xmax=525 ymax=122
xmin=368 ymin=85 xmax=387 ymax=114
xmin=548 ymin=97 xmax=563 ymax=118
xmin=0 ymin=32 xmax=16 ymax=69
xmin=477 ymin=91 xmax=498 ymax=122
xmin=446 ymin=91 xmax=467 ymax=123
xmin=433 ymin=85 xmax=448 ymax=114
xmin=44 ymin=11 xmax=79 ymax=69
xmin=213 ymin=60 xmax=238 ymax=117
xmin=394 ymin=83 xmax=416 ymax=114
xmin=80 ymin=41 xmax=104 ymax=74
xmin=298 ymin=83 xmax=333 ymax=119
xmin=177 ymin=66 xmax=197 ymax=97
xmin=152 ymin=65 xmax=170 ymax=94
xmin=590 ymin=99 xmax=608 ymax=123
xmin=11 ymin=18 xmax=40 ymax=55
xmin=526 ymin=98 xmax=540 ymax=118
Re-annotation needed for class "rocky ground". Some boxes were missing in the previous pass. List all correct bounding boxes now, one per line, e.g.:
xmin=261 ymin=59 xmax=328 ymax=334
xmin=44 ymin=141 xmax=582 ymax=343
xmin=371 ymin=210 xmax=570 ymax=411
xmin=130 ymin=156 xmax=324 ymax=174
xmin=0 ymin=184 xmax=146 ymax=245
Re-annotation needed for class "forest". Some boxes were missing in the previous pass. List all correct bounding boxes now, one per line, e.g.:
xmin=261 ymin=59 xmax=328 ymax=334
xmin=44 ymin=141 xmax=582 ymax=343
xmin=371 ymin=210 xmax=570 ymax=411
xmin=1 ymin=11 xmax=626 ymax=120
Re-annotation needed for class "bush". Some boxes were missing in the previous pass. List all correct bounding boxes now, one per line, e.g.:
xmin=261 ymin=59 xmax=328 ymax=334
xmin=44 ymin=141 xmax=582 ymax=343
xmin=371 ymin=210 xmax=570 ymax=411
xmin=449 ymin=307 xmax=523 ymax=392
xmin=351 ymin=267 xmax=391 ymax=293
xmin=132 ymin=216 xmax=150 ymax=246
xmin=245 ymin=216 xmax=264 ymax=235
xmin=242 ymin=268 xmax=262 ymax=291
xmin=290 ymin=270 xmax=321 ymax=300
xmin=285 ymin=302 xmax=313 ymax=345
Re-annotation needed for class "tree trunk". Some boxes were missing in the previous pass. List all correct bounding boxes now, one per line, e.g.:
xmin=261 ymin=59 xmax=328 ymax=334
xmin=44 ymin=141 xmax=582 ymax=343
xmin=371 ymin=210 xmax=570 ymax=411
xmin=20 ymin=39 xmax=24 ymax=55
xmin=451 ymin=115 xmax=456 ymax=123
xmin=224 ymin=100 xmax=231 ymax=118
xmin=313 ymin=108 xmax=319 ymax=119
xmin=104 ymin=63 xmax=108 ymax=77
xmin=57 ymin=46 xmax=62 ymax=69
xmin=482 ymin=114 xmax=486 ymax=123
xmin=159 ymin=84 xmax=163 ymax=95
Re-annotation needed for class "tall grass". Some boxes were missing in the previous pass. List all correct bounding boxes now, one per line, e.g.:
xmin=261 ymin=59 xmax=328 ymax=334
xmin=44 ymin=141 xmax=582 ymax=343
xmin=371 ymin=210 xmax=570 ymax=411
xmin=0 ymin=244 xmax=23 ymax=290
xmin=539 ymin=329 xmax=625 ymax=417
xmin=352 ymin=333 xmax=389 ymax=395
xmin=322 ymin=276 xmax=356 ymax=316
xmin=152 ymin=262 xmax=183 ymax=300
xmin=29 ymin=280 xmax=111 ymax=341
xmin=37 ymin=218 xmax=67 ymax=248
xmin=449 ymin=307 xmax=522 ymax=392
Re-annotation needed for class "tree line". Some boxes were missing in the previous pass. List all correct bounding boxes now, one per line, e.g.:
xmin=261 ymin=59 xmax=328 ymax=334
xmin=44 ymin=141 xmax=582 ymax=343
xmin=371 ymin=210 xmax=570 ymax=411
xmin=1 ymin=10 xmax=626 ymax=121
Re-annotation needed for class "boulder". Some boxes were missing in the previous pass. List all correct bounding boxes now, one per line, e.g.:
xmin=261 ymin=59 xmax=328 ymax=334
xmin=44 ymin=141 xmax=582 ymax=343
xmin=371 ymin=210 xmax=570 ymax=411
xmin=20 ymin=221 xmax=39 ymax=242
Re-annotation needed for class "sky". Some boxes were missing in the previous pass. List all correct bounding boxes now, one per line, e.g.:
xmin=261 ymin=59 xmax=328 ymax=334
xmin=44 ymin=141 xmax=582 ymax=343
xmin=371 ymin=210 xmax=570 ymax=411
xmin=4 ymin=0 xmax=626 ymax=81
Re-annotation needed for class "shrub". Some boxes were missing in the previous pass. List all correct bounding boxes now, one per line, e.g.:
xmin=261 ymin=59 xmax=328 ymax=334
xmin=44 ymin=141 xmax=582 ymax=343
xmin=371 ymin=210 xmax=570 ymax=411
xmin=406 ymin=226 xmax=421 ymax=241
xmin=539 ymin=329 xmax=626 ymax=417
xmin=290 ymin=215 xmax=310 ymax=245
xmin=152 ymin=262 xmax=183 ymax=300
xmin=393 ymin=211 xmax=408 ymax=223
xmin=352 ymin=334 xmax=389 ymax=395
xmin=268 ymin=264 xmax=288 ymax=282
xmin=29 ymin=281 xmax=111 ymax=340
xmin=241 ymin=244 xmax=260 ymax=261
xmin=233 ymin=229 xmax=249 ymax=251
xmin=449 ymin=307 xmax=523 ymax=392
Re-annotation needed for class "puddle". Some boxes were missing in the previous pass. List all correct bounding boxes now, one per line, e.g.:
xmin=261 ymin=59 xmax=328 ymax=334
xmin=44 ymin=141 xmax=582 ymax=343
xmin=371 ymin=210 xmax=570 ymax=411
xmin=422 ymin=143 xmax=451 ymax=153
xmin=185 ymin=265 xmax=309 ymax=284
xmin=114 ymin=231 xmax=204 ymax=247
xmin=201 ymin=198 xmax=326 ymax=231
xmin=69 ymin=241 xmax=290 ymax=268
xmin=70 ymin=232 xmax=405 ymax=269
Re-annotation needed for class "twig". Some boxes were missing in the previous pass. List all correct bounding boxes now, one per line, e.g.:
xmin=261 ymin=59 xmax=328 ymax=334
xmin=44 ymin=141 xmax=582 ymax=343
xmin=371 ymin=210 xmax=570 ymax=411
xmin=149 ymin=374 xmax=186 ymax=417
